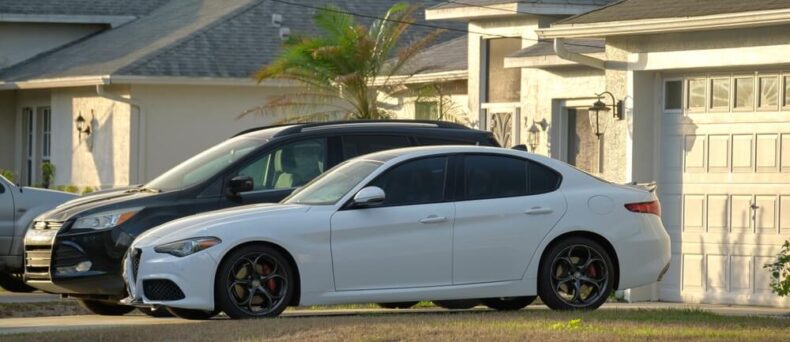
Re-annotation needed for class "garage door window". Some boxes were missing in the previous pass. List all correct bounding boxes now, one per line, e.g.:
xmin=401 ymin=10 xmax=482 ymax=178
xmin=784 ymin=75 xmax=790 ymax=108
xmin=734 ymin=77 xmax=755 ymax=110
xmin=687 ymin=78 xmax=706 ymax=111
xmin=664 ymin=80 xmax=682 ymax=110
xmin=759 ymin=75 xmax=779 ymax=110
xmin=710 ymin=78 xmax=730 ymax=111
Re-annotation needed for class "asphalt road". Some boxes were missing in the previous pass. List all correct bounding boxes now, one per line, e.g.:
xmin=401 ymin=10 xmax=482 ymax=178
xmin=0 ymin=302 xmax=787 ymax=335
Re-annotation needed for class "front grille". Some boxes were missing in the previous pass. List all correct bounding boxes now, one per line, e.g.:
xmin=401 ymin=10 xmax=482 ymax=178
xmin=143 ymin=279 xmax=185 ymax=301
xmin=52 ymin=243 xmax=89 ymax=269
xmin=131 ymin=249 xmax=142 ymax=282
xmin=25 ymin=245 xmax=52 ymax=280
xmin=32 ymin=221 xmax=63 ymax=230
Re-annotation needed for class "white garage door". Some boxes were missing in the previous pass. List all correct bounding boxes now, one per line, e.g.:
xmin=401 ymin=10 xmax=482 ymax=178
xmin=659 ymin=72 xmax=790 ymax=307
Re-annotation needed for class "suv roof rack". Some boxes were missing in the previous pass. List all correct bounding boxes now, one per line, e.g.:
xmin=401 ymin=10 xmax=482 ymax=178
xmin=234 ymin=120 xmax=469 ymax=138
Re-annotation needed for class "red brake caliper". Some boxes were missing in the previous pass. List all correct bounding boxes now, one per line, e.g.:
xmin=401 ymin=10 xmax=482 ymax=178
xmin=587 ymin=264 xmax=598 ymax=278
xmin=261 ymin=264 xmax=277 ymax=292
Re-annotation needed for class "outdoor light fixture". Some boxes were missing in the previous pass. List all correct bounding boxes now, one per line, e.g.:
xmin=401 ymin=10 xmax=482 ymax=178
xmin=527 ymin=121 xmax=541 ymax=151
xmin=588 ymin=91 xmax=624 ymax=138
xmin=75 ymin=111 xmax=91 ymax=139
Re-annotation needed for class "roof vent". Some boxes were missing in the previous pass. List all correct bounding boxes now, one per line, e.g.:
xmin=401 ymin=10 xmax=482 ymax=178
xmin=279 ymin=27 xmax=291 ymax=41
xmin=272 ymin=14 xmax=283 ymax=27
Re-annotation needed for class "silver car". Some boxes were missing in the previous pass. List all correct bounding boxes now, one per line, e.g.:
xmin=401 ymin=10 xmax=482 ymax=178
xmin=0 ymin=176 xmax=77 ymax=292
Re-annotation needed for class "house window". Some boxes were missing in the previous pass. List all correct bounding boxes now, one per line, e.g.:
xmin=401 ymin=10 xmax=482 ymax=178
xmin=40 ymin=107 xmax=51 ymax=162
xmin=23 ymin=108 xmax=34 ymax=186
xmin=415 ymin=101 xmax=439 ymax=121
xmin=485 ymin=37 xmax=522 ymax=103
xmin=759 ymin=75 xmax=779 ymax=110
xmin=687 ymin=78 xmax=706 ymax=110
xmin=664 ymin=80 xmax=682 ymax=110
xmin=734 ymin=77 xmax=755 ymax=110
xmin=710 ymin=78 xmax=730 ymax=111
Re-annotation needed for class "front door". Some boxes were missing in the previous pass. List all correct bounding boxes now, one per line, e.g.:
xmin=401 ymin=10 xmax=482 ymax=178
xmin=567 ymin=108 xmax=601 ymax=174
xmin=453 ymin=154 xmax=566 ymax=284
xmin=330 ymin=156 xmax=454 ymax=290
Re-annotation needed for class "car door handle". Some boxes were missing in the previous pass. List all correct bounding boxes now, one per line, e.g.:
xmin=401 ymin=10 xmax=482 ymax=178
xmin=419 ymin=215 xmax=447 ymax=224
xmin=525 ymin=207 xmax=553 ymax=215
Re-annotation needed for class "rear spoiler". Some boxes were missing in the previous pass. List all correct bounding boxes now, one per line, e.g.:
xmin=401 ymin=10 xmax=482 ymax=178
xmin=625 ymin=181 xmax=657 ymax=193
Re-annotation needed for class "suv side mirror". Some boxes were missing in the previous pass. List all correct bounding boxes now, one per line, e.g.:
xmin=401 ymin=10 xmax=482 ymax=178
xmin=228 ymin=176 xmax=254 ymax=195
xmin=511 ymin=144 xmax=528 ymax=151
xmin=352 ymin=186 xmax=385 ymax=207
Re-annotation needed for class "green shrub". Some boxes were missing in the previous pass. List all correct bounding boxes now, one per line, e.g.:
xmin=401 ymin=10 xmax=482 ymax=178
xmin=763 ymin=240 xmax=790 ymax=296
xmin=41 ymin=162 xmax=55 ymax=189
xmin=82 ymin=186 xmax=95 ymax=195
xmin=54 ymin=184 xmax=81 ymax=194
xmin=0 ymin=169 xmax=15 ymax=183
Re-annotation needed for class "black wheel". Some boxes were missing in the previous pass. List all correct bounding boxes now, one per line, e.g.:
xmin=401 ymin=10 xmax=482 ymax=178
xmin=138 ymin=307 xmax=174 ymax=317
xmin=78 ymin=299 xmax=136 ymax=316
xmin=166 ymin=307 xmax=219 ymax=320
xmin=433 ymin=299 xmax=479 ymax=310
xmin=215 ymin=244 xmax=295 ymax=319
xmin=481 ymin=296 xmax=536 ymax=311
xmin=538 ymin=237 xmax=614 ymax=311
xmin=377 ymin=302 xmax=419 ymax=309
xmin=0 ymin=272 xmax=36 ymax=293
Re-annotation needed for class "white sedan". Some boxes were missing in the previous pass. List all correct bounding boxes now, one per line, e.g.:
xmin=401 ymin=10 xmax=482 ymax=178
xmin=123 ymin=146 xmax=671 ymax=319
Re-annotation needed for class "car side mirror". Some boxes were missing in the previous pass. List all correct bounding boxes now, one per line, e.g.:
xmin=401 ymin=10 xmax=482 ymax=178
xmin=228 ymin=176 xmax=254 ymax=195
xmin=511 ymin=144 xmax=528 ymax=151
xmin=352 ymin=186 xmax=385 ymax=208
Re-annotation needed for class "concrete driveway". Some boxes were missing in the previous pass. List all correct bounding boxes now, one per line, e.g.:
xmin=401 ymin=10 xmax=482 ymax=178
xmin=0 ymin=302 xmax=786 ymax=335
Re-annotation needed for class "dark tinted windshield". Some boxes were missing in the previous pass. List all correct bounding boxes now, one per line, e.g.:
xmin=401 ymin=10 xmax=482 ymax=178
xmin=145 ymin=136 xmax=268 ymax=192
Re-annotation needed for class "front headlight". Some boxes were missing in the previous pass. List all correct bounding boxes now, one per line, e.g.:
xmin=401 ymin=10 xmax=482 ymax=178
xmin=154 ymin=237 xmax=221 ymax=257
xmin=72 ymin=207 xmax=143 ymax=230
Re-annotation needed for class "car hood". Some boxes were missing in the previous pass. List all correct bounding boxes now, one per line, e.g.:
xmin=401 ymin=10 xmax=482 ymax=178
xmin=38 ymin=189 xmax=156 ymax=221
xmin=135 ymin=203 xmax=311 ymax=245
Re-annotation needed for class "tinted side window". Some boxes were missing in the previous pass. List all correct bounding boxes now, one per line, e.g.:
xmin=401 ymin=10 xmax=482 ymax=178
xmin=341 ymin=135 xmax=411 ymax=160
xmin=527 ymin=160 xmax=562 ymax=195
xmin=416 ymin=136 xmax=477 ymax=146
xmin=236 ymin=138 xmax=327 ymax=191
xmin=464 ymin=155 xmax=527 ymax=200
xmin=368 ymin=157 xmax=447 ymax=207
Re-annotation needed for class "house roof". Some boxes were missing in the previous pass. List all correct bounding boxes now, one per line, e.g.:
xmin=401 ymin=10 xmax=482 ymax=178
xmin=394 ymin=35 xmax=468 ymax=77
xmin=0 ymin=0 xmax=464 ymax=86
xmin=426 ymin=0 xmax=613 ymax=20
xmin=0 ymin=0 xmax=171 ymax=17
xmin=558 ymin=0 xmax=790 ymax=25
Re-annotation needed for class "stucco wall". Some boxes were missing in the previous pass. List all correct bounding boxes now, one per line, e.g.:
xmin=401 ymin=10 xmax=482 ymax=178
xmin=130 ymin=84 xmax=299 ymax=183
xmin=0 ymin=22 xmax=104 ymax=69
xmin=0 ymin=91 xmax=16 ymax=172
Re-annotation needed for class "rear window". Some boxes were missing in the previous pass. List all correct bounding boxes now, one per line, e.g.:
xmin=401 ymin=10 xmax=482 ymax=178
xmin=462 ymin=154 xmax=561 ymax=200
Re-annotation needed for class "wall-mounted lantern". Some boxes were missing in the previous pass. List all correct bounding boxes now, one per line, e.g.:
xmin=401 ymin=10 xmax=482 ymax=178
xmin=588 ymin=91 xmax=624 ymax=138
xmin=527 ymin=121 xmax=541 ymax=151
xmin=75 ymin=111 xmax=92 ymax=139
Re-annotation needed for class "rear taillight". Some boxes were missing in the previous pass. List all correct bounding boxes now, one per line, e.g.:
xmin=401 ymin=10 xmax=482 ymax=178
xmin=625 ymin=201 xmax=661 ymax=216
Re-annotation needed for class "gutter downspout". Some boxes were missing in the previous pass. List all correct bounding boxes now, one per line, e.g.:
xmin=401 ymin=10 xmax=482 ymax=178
xmin=96 ymin=84 xmax=145 ymax=186
xmin=553 ymin=38 xmax=606 ymax=70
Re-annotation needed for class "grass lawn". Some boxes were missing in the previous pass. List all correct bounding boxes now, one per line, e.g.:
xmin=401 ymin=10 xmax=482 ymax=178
xmin=4 ymin=309 xmax=788 ymax=341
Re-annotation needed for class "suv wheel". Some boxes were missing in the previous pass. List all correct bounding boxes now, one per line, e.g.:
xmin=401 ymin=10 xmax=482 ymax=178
xmin=166 ymin=307 xmax=219 ymax=320
xmin=138 ymin=307 xmax=174 ymax=317
xmin=481 ymin=296 xmax=536 ymax=311
xmin=433 ymin=299 xmax=479 ymax=310
xmin=0 ymin=272 xmax=36 ymax=293
xmin=78 ymin=299 xmax=136 ymax=316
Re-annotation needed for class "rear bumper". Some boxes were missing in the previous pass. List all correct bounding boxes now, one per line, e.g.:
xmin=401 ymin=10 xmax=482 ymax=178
xmin=614 ymin=215 xmax=672 ymax=290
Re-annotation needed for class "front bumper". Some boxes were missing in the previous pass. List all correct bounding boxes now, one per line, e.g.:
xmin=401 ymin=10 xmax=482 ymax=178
xmin=23 ymin=223 xmax=128 ymax=297
xmin=123 ymin=245 xmax=219 ymax=311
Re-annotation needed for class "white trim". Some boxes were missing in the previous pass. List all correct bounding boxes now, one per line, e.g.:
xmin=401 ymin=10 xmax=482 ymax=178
xmin=0 ymin=14 xmax=136 ymax=27
xmin=426 ymin=3 xmax=603 ymax=21
xmin=539 ymin=8 xmax=790 ymax=38
xmin=504 ymin=52 xmax=606 ymax=69
xmin=627 ymin=44 xmax=790 ymax=71
xmin=0 ymin=75 xmax=301 ymax=90
xmin=372 ymin=70 xmax=468 ymax=86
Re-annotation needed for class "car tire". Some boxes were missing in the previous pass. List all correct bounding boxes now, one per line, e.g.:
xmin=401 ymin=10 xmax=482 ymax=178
xmin=215 ymin=244 xmax=295 ymax=319
xmin=377 ymin=302 xmax=419 ymax=309
xmin=138 ymin=307 xmax=174 ymax=317
xmin=0 ymin=272 xmax=36 ymax=293
xmin=433 ymin=299 xmax=479 ymax=310
xmin=166 ymin=307 xmax=219 ymax=320
xmin=78 ymin=299 xmax=136 ymax=316
xmin=538 ymin=237 xmax=614 ymax=311
xmin=481 ymin=296 xmax=536 ymax=311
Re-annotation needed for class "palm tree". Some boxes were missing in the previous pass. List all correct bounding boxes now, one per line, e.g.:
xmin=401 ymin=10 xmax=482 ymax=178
xmin=243 ymin=3 xmax=447 ymax=123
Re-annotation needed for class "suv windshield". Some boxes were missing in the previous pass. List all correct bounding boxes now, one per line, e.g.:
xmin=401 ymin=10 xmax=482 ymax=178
xmin=145 ymin=136 xmax=267 ymax=192
xmin=284 ymin=160 xmax=382 ymax=205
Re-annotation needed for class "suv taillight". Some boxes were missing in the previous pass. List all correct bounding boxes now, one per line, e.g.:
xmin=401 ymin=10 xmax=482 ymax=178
xmin=625 ymin=201 xmax=661 ymax=216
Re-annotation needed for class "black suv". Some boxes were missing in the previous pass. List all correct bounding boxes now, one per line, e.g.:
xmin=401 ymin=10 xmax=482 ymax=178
xmin=24 ymin=120 xmax=498 ymax=315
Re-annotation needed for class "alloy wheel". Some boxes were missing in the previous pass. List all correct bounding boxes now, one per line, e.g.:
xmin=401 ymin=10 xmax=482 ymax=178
xmin=549 ymin=244 xmax=609 ymax=308
xmin=226 ymin=253 xmax=289 ymax=316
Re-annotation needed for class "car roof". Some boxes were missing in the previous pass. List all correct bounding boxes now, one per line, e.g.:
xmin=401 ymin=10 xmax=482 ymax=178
xmin=234 ymin=120 xmax=474 ymax=139
xmin=358 ymin=145 xmax=570 ymax=171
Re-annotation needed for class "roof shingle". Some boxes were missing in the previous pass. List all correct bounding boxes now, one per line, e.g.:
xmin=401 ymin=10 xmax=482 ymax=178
xmin=0 ymin=0 xmax=171 ymax=17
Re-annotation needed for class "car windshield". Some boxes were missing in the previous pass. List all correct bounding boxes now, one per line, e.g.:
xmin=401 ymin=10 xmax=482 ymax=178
xmin=284 ymin=160 xmax=382 ymax=205
xmin=145 ymin=136 xmax=267 ymax=192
